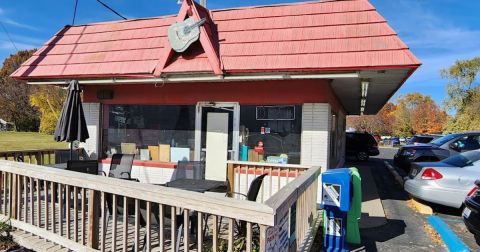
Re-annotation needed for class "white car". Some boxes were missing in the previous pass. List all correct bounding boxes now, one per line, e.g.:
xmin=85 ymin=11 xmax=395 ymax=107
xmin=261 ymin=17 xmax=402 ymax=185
xmin=405 ymin=150 xmax=480 ymax=208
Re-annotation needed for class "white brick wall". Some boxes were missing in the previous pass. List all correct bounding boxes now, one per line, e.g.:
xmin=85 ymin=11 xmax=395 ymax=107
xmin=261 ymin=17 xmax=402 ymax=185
xmin=81 ymin=103 xmax=100 ymax=160
xmin=301 ymin=103 xmax=331 ymax=172
xmin=301 ymin=103 xmax=331 ymax=205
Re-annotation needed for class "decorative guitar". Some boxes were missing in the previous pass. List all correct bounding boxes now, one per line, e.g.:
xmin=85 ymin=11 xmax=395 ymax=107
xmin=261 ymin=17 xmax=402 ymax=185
xmin=168 ymin=17 xmax=207 ymax=53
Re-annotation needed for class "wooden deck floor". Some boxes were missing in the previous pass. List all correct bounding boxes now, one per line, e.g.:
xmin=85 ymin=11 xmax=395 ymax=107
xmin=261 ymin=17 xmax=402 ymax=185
xmin=6 ymin=192 xmax=240 ymax=252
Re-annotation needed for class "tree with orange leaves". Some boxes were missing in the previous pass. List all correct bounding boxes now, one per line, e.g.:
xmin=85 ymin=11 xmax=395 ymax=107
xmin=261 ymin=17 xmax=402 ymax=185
xmin=347 ymin=93 xmax=447 ymax=136
xmin=411 ymin=102 xmax=447 ymax=134
xmin=347 ymin=102 xmax=396 ymax=135
xmin=393 ymin=93 xmax=446 ymax=136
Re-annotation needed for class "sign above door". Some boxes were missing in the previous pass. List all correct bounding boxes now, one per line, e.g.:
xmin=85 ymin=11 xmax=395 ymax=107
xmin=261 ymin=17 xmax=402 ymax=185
xmin=154 ymin=0 xmax=223 ymax=76
xmin=168 ymin=17 xmax=207 ymax=53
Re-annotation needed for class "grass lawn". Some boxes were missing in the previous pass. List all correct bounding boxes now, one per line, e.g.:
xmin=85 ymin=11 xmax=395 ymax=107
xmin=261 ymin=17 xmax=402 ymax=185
xmin=0 ymin=132 xmax=68 ymax=151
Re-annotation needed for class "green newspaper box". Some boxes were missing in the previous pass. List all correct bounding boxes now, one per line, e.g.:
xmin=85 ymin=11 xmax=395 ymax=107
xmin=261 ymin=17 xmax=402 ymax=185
xmin=346 ymin=167 xmax=361 ymax=244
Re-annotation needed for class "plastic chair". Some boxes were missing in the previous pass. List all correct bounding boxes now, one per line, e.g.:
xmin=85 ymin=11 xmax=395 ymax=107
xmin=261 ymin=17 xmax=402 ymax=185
xmin=103 ymin=154 xmax=135 ymax=179
xmin=228 ymin=173 xmax=268 ymax=235
xmin=230 ymin=173 xmax=267 ymax=201
xmin=208 ymin=174 xmax=268 ymax=238
xmin=173 ymin=161 xmax=205 ymax=180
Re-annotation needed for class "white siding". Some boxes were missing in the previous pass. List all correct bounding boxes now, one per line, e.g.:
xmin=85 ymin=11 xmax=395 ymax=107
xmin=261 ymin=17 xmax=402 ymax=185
xmin=80 ymin=103 xmax=100 ymax=160
xmin=301 ymin=103 xmax=331 ymax=172
xmin=301 ymin=103 xmax=331 ymax=206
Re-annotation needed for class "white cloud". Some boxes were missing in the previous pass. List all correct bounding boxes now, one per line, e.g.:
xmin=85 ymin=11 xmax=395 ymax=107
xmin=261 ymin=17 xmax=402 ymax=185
xmin=409 ymin=49 xmax=480 ymax=84
xmin=0 ymin=41 xmax=37 ymax=50
xmin=405 ymin=28 xmax=480 ymax=52
xmin=387 ymin=0 xmax=480 ymax=54
xmin=10 ymin=34 xmax=45 ymax=46
xmin=0 ymin=17 xmax=39 ymax=31
xmin=0 ymin=7 xmax=39 ymax=31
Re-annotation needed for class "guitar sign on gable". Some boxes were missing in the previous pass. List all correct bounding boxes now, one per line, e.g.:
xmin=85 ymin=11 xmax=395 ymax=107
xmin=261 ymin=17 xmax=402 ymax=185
xmin=168 ymin=17 xmax=207 ymax=53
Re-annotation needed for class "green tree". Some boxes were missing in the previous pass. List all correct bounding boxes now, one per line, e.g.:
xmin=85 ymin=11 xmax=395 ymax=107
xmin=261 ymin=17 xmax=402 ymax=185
xmin=0 ymin=49 xmax=39 ymax=131
xmin=30 ymin=86 xmax=66 ymax=134
xmin=441 ymin=57 xmax=480 ymax=111
xmin=441 ymin=57 xmax=480 ymax=132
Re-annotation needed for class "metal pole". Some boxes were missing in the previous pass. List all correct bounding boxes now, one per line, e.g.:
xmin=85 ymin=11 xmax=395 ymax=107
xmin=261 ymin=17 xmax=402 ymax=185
xmin=70 ymin=142 xmax=73 ymax=161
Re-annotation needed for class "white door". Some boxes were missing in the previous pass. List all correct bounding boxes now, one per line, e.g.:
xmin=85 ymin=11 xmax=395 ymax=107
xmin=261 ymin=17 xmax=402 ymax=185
xmin=194 ymin=102 xmax=240 ymax=162
xmin=205 ymin=113 xmax=229 ymax=181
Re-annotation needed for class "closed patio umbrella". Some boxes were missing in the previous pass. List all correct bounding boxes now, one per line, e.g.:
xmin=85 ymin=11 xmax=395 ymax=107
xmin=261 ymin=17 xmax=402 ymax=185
xmin=54 ymin=80 xmax=89 ymax=160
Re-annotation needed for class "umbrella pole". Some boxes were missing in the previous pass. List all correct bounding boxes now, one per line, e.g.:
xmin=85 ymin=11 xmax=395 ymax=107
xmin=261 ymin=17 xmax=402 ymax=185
xmin=70 ymin=142 xmax=73 ymax=161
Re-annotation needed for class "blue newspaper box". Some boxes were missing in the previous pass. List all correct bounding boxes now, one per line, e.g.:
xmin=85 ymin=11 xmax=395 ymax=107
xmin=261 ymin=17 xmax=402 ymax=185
xmin=321 ymin=168 xmax=352 ymax=252
xmin=321 ymin=168 xmax=352 ymax=212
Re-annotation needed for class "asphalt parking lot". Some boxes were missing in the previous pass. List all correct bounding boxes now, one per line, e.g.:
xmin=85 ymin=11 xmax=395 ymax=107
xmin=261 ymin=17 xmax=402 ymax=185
xmin=379 ymin=146 xmax=477 ymax=251
xmin=346 ymin=147 xmax=444 ymax=251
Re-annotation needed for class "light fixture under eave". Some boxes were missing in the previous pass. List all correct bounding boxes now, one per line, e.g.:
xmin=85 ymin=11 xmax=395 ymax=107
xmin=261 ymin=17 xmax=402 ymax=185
xmin=361 ymin=80 xmax=369 ymax=98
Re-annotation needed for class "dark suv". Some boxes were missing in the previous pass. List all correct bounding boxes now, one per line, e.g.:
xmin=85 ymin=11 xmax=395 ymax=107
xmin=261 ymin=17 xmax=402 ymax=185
xmin=346 ymin=132 xmax=379 ymax=161
xmin=394 ymin=132 xmax=480 ymax=171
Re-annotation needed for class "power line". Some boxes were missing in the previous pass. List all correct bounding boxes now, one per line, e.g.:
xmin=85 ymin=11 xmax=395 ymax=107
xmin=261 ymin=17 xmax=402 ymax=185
xmin=0 ymin=21 xmax=18 ymax=51
xmin=95 ymin=0 xmax=127 ymax=20
xmin=72 ymin=0 xmax=79 ymax=25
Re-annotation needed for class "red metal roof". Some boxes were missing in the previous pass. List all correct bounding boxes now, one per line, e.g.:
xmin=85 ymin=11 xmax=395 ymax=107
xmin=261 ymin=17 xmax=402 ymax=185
xmin=11 ymin=0 xmax=420 ymax=79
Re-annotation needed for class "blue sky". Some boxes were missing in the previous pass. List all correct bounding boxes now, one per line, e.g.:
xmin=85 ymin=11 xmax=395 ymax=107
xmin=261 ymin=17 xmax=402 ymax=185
xmin=0 ymin=0 xmax=479 ymax=105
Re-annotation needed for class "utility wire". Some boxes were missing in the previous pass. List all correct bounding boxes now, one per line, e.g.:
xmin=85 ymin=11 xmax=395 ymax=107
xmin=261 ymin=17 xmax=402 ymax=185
xmin=0 ymin=21 xmax=18 ymax=51
xmin=72 ymin=0 xmax=79 ymax=25
xmin=96 ymin=0 xmax=127 ymax=20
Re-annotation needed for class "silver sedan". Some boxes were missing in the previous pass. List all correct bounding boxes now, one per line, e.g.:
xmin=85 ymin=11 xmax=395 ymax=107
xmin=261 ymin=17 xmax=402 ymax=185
xmin=405 ymin=150 xmax=480 ymax=208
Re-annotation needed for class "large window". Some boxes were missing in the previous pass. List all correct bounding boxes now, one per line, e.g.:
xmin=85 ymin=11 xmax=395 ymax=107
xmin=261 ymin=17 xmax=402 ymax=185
xmin=240 ymin=105 xmax=301 ymax=164
xmin=102 ymin=105 xmax=195 ymax=160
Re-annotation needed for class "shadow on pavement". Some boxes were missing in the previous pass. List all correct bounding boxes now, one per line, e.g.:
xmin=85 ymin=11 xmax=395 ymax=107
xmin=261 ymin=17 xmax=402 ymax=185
xmin=346 ymin=157 xmax=409 ymax=202
xmin=352 ymin=218 xmax=407 ymax=252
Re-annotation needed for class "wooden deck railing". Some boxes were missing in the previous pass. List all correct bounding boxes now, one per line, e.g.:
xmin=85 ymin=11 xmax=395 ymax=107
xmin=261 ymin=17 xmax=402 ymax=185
xmin=0 ymin=148 xmax=82 ymax=166
xmin=0 ymin=160 xmax=320 ymax=252
xmin=227 ymin=161 xmax=310 ymax=203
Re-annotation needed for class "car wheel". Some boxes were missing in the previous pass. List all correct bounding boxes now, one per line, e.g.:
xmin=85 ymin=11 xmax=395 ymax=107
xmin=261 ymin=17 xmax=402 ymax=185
xmin=357 ymin=151 xmax=369 ymax=161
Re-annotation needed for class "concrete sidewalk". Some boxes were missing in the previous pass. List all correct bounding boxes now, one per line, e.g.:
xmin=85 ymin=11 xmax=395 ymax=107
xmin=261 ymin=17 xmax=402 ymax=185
xmin=355 ymin=164 xmax=388 ymax=229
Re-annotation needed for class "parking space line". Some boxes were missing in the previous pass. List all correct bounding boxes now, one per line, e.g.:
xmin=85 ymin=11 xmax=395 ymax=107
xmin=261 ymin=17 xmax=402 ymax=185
xmin=427 ymin=215 xmax=470 ymax=252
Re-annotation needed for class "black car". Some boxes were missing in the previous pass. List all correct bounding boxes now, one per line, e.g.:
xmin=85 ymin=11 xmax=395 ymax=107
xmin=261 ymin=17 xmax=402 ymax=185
xmin=464 ymin=180 xmax=480 ymax=244
xmin=394 ymin=132 xmax=480 ymax=172
xmin=407 ymin=135 xmax=441 ymax=145
xmin=346 ymin=132 xmax=379 ymax=161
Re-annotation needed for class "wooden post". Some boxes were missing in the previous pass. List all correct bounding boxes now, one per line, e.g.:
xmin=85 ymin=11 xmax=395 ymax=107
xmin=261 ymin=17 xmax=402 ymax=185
xmin=87 ymin=189 xmax=100 ymax=249
xmin=259 ymin=225 xmax=267 ymax=252
xmin=35 ymin=152 xmax=42 ymax=165
xmin=227 ymin=163 xmax=234 ymax=197
xmin=10 ymin=174 xmax=17 ymax=219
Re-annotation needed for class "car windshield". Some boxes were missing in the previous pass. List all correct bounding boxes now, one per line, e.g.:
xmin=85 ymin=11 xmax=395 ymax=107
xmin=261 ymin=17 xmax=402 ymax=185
xmin=430 ymin=133 xmax=462 ymax=146
xmin=443 ymin=151 xmax=480 ymax=167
